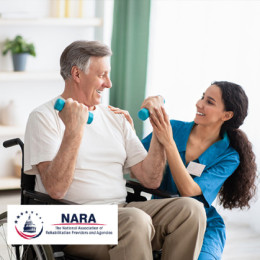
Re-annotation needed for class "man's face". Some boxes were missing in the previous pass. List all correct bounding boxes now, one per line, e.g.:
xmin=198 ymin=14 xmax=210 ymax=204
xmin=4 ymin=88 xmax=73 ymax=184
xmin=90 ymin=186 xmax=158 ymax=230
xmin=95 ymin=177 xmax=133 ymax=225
xmin=79 ymin=56 xmax=111 ymax=109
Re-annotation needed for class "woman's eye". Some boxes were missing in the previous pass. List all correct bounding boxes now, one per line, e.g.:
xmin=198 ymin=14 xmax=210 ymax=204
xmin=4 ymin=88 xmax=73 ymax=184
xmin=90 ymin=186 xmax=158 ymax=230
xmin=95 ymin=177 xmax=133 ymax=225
xmin=207 ymin=100 xmax=213 ymax=105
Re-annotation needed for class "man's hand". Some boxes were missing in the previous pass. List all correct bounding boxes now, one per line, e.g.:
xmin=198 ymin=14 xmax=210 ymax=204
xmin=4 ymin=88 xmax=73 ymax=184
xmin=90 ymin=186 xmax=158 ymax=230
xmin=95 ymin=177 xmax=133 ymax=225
xmin=140 ymin=95 xmax=164 ymax=118
xmin=58 ymin=98 xmax=89 ymax=135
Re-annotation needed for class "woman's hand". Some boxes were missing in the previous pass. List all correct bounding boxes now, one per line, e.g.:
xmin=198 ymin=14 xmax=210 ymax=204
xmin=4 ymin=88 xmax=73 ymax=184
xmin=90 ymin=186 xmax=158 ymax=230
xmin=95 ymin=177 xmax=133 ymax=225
xmin=108 ymin=105 xmax=135 ymax=130
xmin=149 ymin=106 xmax=174 ymax=148
xmin=141 ymin=95 xmax=164 ymax=117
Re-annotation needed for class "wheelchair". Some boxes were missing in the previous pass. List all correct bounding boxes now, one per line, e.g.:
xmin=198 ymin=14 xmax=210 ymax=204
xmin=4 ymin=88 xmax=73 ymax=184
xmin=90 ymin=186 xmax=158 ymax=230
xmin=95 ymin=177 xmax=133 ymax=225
xmin=1 ymin=138 xmax=177 ymax=260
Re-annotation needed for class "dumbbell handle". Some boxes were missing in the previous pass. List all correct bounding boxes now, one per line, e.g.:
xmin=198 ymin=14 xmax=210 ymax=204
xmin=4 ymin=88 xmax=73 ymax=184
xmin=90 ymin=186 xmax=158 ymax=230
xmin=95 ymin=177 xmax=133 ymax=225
xmin=54 ymin=98 xmax=94 ymax=124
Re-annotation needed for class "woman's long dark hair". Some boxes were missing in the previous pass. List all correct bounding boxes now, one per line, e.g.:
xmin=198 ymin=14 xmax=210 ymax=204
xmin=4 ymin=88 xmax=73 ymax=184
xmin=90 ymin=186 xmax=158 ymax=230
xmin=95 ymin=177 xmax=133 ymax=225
xmin=213 ymin=81 xmax=257 ymax=209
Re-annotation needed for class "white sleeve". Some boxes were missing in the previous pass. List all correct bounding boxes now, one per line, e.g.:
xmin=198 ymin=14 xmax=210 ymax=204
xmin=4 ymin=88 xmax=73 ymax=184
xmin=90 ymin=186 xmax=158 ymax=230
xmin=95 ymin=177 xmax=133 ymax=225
xmin=123 ymin=119 xmax=147 ymax=174
xmin=24 ymin=110 xmax=62 ymax=175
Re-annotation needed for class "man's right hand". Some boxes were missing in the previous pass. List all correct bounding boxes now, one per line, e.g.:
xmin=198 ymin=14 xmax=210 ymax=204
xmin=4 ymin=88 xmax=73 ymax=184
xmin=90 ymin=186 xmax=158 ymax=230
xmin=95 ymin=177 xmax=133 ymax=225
xmin=140 ymin=95 xmax=164 ymax=118
xmin=58 ymin=98 xmax=89 ymax=134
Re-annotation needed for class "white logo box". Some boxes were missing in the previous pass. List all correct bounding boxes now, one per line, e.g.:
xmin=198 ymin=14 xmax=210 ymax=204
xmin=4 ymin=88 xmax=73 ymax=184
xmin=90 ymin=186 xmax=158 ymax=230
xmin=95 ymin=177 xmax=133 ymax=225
xmin=8 ymin=205 xmax=118 ymax=245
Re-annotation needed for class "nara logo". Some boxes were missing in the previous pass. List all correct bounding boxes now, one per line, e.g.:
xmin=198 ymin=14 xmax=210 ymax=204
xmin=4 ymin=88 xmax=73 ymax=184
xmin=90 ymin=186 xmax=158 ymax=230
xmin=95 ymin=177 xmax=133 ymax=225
xmin=14 ymin=211 xmax=44 ymax=240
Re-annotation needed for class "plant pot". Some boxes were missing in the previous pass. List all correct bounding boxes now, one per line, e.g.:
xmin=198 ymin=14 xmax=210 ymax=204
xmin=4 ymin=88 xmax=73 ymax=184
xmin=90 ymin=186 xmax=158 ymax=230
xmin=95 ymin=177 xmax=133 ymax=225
xmin=12 ymin=53 xmax=28 ymax=71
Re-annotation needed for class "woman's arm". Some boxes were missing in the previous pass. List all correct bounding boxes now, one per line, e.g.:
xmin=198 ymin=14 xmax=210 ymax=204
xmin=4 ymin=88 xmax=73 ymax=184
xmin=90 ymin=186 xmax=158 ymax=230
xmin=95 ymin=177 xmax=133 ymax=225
xmin=150 ymin=107 xmax=202 ymax=197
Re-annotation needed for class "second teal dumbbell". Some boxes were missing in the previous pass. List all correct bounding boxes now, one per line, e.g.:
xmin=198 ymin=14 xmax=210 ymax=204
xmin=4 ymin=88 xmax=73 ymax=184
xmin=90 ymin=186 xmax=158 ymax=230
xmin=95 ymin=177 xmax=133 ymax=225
xmin=138 ymin=108 xmax=150 ymax=121
xmin=138 ymin=97 xmax=165 ymax=121
xmin=54 ymin=98 xmax=94 ymax=124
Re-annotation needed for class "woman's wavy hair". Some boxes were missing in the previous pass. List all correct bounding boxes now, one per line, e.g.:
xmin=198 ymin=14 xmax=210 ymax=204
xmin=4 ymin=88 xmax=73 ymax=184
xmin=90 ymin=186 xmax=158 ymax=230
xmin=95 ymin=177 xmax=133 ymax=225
xmin=213 ymin=81 xmax=257 ymax=209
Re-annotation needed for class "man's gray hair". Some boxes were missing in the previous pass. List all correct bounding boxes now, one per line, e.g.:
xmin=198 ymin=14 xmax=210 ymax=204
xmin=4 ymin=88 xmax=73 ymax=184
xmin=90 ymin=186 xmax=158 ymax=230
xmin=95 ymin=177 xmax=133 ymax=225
xmin=60 ymin=40 xmax=112 ymax=80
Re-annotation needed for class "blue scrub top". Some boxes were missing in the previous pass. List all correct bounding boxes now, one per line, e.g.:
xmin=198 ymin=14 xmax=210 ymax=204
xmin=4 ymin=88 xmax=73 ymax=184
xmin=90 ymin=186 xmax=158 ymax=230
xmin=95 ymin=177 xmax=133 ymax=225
xmin=142 ymin=120 xmax=240 ymax=259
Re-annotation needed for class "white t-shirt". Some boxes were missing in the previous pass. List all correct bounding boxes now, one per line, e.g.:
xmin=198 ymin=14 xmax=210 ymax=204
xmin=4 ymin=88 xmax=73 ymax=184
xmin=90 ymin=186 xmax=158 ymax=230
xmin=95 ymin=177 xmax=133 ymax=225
xmin=24 ymin=97 xmax=147 ymax=205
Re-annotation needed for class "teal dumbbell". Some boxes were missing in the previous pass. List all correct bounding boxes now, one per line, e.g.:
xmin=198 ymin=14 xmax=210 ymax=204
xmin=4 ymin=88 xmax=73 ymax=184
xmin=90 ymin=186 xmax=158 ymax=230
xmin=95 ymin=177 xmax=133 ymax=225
xmin=138 ymin=97 xmax=165 ymax=121
xmin=54 ymin=98 xmax=94 ymax=124
xmin=138 ymin=108 xmax=150 ymax=121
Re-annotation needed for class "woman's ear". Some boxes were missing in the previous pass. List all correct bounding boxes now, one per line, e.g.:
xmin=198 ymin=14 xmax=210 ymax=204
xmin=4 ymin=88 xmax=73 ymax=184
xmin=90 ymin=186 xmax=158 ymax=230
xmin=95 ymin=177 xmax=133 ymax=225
xmin=223 ymin=111 xmax=234 ymax=122
xmin=71 ymin=66 xmax=80 ymax=83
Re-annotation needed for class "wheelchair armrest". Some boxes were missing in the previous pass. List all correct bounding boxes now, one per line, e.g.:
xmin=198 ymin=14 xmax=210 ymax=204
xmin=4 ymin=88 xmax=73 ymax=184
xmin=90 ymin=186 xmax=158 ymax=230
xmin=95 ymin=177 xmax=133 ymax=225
xmin=23 ymin=181 xmax=178 ymax=205
xmin=23 ymin=190 xmax=79 ymax=205
xmin=126 ymin=180 xmax=178 ymax=199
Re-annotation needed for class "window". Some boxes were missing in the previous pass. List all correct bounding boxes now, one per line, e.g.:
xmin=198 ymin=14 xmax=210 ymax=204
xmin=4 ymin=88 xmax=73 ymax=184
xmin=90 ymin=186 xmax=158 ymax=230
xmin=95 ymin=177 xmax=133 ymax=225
xmin=145 ymin=0 xmax=260 ymax=226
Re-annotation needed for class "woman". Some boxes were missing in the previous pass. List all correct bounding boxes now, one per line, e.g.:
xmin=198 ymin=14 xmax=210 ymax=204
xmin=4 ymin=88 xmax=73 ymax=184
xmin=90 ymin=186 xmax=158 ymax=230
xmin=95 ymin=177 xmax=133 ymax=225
xmin=110 ymin=81 xmax=257 ymax=260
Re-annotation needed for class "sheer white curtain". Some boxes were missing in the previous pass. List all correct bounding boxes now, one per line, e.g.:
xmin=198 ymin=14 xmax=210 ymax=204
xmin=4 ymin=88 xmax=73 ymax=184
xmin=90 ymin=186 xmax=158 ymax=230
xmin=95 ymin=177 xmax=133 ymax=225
xmin=145 ymin=0 xmax=260 ymax=231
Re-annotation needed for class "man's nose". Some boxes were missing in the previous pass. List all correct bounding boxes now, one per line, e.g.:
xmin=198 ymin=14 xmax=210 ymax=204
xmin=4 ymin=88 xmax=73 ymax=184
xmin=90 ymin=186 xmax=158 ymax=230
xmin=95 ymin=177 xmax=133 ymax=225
xmin=105 ymin=77 xmax=112 ymax=88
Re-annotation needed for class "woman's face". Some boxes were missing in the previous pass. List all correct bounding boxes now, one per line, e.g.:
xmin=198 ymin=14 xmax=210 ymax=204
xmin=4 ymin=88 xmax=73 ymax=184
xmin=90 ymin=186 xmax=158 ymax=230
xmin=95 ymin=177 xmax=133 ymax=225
xmin=194 ymin=85 xmax=232 ymax=128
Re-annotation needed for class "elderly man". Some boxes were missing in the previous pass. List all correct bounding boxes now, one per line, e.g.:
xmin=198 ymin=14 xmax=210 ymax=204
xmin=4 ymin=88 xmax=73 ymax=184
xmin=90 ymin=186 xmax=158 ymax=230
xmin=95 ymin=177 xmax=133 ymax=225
xmin=24 ymin=40 xmax=206 ymax=260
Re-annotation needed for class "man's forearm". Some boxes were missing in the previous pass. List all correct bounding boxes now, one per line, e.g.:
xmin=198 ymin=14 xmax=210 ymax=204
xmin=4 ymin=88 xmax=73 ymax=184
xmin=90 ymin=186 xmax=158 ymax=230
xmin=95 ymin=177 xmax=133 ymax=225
xmin=141 ymin=133 xmax=166 ymax=188
xmin=38 ymin=129 xmax=84 ymax=199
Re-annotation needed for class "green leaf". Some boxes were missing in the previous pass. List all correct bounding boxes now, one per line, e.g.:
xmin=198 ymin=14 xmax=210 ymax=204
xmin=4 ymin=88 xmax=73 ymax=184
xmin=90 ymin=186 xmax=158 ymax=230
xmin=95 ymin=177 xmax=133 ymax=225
xmin=1 ymin=35 xmax=36 ymax=57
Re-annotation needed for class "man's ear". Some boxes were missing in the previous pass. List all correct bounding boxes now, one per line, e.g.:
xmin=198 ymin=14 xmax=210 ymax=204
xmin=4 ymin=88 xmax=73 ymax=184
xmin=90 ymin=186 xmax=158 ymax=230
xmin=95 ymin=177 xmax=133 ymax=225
xmin=71 ymin=66 xmax=80 ymax=83
xmin=223 ymin=111 xmax=234 ymax=122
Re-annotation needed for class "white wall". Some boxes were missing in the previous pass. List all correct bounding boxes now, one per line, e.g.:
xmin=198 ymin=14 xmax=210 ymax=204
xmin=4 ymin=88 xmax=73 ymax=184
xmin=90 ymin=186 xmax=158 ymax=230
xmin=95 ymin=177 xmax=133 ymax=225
xmin=146 ymin=0 xmax=260 ymax=231
xmin=0 ymin=0 xmax=114 ymax=178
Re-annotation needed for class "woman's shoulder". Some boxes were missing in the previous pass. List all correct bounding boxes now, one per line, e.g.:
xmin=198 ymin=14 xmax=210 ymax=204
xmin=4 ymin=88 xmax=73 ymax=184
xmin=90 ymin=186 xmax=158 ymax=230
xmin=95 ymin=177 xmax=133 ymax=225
xmin=222 ymin=132 xmax=240 ymax=163
xmin=170 ymin=119 xmax=194 ymax=132
xmin=225 ymin=145 xmax=240 ymax=164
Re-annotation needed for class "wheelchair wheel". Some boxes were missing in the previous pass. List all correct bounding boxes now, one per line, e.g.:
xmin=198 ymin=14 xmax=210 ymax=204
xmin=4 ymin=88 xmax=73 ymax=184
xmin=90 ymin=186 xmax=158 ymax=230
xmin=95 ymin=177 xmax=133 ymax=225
xmin=21 ymin=244 xmax=55 ymax=260
xmin=0 ymin=211 xmax=55 ymax=260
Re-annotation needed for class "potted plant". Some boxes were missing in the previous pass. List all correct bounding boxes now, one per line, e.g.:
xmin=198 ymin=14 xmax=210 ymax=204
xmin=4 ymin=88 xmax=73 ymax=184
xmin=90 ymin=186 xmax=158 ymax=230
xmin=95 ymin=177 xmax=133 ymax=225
xmin=2 ymin=35 xmax=36 ymax=71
